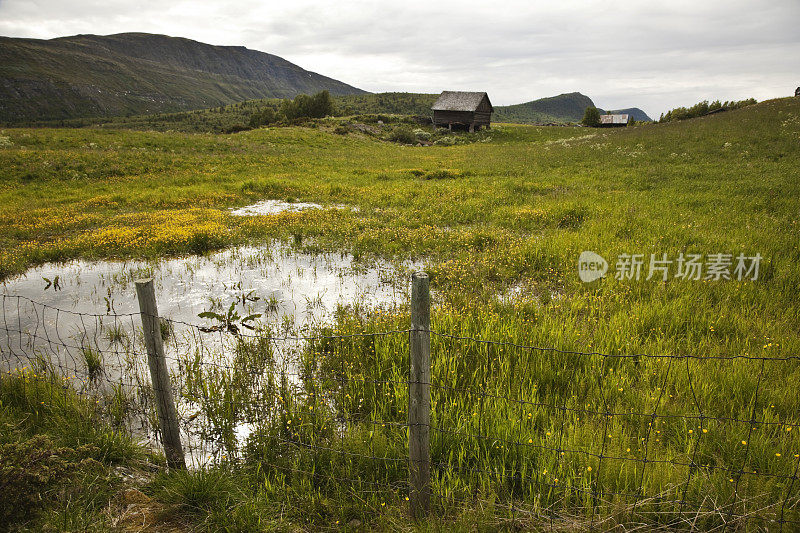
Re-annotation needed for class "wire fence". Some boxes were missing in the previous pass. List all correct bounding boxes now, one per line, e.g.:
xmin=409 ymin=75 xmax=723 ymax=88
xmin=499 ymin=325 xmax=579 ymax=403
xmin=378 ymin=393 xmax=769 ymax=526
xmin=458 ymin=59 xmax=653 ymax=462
xmin=1 ymin=286 xmax=799 ymax=530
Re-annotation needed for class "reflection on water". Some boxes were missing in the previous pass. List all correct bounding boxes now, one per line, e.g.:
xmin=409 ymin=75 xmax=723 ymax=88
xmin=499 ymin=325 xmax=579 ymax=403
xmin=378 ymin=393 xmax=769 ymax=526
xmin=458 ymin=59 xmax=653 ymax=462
xmin=1 ymin=241 xmax=419 ymax=379
xmin=2 ymin=242 xmax=415 ymax=332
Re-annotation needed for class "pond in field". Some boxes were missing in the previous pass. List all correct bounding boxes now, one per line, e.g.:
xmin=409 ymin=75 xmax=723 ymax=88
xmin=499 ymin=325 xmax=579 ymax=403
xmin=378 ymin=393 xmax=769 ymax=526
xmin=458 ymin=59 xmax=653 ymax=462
xmin=229 ymin=199 xmax=354 ymax=216
xmin=229 ymin=199 xmax=325 ymax=216
xmin=0 ymin=242 xmax=419 ymax=377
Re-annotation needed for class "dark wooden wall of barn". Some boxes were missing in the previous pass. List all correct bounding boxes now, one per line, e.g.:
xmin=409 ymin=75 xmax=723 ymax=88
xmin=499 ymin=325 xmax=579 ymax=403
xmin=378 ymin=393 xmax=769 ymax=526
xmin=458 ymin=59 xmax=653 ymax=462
xmin=433 ymin=110 xmax=474 ymax=124
xmin=433 ymin=110 xmax=492 ymax=126
xmin=473 ymin=112 xmax=491 ymax=125
xmin=476 ymin=96 xmax=492 ymax=113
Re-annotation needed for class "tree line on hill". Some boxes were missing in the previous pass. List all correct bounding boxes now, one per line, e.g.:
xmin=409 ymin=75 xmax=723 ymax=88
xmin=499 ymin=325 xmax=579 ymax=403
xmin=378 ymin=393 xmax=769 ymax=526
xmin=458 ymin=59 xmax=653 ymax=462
xmin=658 ymin=98 xmax=756 ymax=123
xmin=580 ymin=97 xmax=757 ymax=127
xmin=248 ymin=91 xmax=334 ymax=128
xmin=26 ymin=91 xmax=422 ymax=133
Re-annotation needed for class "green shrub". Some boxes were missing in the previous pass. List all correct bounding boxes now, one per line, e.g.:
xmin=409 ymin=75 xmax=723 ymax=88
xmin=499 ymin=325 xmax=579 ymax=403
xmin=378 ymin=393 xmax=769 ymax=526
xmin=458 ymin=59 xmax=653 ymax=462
xmin=581 ymin=106 xmax=601 ymax=127
xmin=220 ymin=123 xmax=249 ymax=134
xmin=412 ymin=128 xmax=431 ymax=141
xmin=387 ymin=126 xmax=416 ymax=144
xmin=248 ymin=107 xmax=276 ymax=128
xmin=280 ymin=91 xmax=334 ymax=121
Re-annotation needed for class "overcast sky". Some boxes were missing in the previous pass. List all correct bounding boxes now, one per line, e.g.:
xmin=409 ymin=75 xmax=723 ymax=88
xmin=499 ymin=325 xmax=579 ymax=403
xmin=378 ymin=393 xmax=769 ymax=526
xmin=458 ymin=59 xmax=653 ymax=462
xmin=1 ymin=0 xmax=798 ymax=118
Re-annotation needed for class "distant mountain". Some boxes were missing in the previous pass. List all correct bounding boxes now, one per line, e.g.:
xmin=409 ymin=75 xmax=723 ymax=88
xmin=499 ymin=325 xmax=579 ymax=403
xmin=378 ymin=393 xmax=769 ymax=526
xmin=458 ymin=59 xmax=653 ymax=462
xmin=0 ymin=33 xmax=367 ymax=123
xmin=602 ymin=107 xmax=653 ymax=122
xmin=493 ymin=92 xmax=596 ymax=123
xmin=491 ymin=93 xmax=653 ymax=124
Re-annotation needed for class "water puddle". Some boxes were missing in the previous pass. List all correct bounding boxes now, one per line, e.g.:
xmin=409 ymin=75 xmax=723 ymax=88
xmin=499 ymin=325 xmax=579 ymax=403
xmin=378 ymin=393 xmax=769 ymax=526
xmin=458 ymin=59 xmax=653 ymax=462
xmin=229 ymin=199 xmax=353 ymax=216
xmin=1 ymin=242 xmax=418 ymax=371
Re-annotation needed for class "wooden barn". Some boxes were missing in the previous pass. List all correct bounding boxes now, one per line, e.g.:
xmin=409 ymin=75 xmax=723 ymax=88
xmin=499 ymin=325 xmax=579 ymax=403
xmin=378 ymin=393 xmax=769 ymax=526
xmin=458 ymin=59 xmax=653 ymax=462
xmin=599 ymin=114 xmax=631 ymax=127
xmin=431 ymin=91 xmax=493 ymax=132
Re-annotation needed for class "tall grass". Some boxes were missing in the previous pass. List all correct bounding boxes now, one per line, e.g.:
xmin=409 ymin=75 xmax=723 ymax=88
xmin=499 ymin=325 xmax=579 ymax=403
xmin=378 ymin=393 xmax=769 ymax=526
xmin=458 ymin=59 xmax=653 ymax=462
xmin=0 ymin=367 xmax=146 ymax=529
xmin=160 ymin=302 xmax=800 ymax=528
xmin=82 ymin=347 xmax=103 ymax=381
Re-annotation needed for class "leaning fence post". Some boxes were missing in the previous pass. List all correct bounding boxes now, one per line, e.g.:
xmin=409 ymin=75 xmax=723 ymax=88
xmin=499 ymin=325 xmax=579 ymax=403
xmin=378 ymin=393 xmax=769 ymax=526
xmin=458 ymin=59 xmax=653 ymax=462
xmin=135 ymin=278 xmax=186 ymax=470
xmin=409 ymin=271 xmax=431 ymax=519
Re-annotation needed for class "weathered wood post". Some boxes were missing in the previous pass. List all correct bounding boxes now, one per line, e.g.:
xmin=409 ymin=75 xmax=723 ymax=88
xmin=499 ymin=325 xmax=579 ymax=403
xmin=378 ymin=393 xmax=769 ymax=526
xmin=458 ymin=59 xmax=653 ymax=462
xmin=409 ymin=272 xmax=431 ymax=519
xmin=135 ymin=278 xmax=185 ymax=470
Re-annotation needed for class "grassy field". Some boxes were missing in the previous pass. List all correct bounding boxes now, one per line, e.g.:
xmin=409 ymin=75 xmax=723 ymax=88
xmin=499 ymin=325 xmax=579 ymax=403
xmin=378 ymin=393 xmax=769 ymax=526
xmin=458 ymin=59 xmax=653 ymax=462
xmin=1 ymin=97 xmax=800 ymax=530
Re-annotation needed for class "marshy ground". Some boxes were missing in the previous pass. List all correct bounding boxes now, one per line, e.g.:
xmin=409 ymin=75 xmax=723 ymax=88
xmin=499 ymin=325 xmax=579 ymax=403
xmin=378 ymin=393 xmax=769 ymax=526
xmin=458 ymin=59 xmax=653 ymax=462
xmin=1 ymin=98 xmax=799 ymax=530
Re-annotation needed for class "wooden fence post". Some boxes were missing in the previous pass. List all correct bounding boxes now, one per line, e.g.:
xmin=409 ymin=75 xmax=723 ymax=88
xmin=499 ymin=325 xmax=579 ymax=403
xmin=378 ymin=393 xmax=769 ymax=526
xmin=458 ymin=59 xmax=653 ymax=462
xmin=135 ymin=278 xmax=186 ymax=470
xmin=409 ymin=271 xmax=431 ymax=519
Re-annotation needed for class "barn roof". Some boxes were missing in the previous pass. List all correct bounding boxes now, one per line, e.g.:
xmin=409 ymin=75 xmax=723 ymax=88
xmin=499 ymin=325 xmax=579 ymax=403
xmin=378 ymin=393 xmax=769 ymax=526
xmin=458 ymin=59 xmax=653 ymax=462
xmin=600 ymin=114 xmax=630 ymax=125
xmin=431 ymin=91 xmax=492 ymax=112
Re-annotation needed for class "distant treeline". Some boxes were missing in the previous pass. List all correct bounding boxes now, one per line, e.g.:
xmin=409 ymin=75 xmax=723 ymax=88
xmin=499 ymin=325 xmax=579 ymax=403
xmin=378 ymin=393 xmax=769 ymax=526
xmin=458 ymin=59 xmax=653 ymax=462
xmin=23 ymin=91 xmax=422 ymax=133
xmin=659 ymin=98 xmax=756 ymax=123
xmin=247 ymin=91 xmax=436 ymax=128
xmin=248 ymin=91 xmax=334 ymax=128
xmin=333 ymin=93 xmax=437 ymax=116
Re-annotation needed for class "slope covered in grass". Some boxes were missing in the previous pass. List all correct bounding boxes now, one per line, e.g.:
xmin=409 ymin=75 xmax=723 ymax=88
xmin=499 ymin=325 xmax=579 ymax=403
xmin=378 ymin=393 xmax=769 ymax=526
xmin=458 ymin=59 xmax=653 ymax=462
xmin=0 ymin=32 xmax=366 ymax=124
xmin=0 ymin=97 xmax=799 ymax=529
xmin=1 ymin=97 xmax=798 ymax=350
xmin=494 ymin=91 xmax=596 ymax=123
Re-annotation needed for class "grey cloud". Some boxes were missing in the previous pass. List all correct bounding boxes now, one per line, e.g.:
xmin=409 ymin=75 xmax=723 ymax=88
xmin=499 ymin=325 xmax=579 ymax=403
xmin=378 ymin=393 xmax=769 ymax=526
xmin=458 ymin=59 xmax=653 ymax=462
xmin=1 ymin=0 xmax=799 ymax=117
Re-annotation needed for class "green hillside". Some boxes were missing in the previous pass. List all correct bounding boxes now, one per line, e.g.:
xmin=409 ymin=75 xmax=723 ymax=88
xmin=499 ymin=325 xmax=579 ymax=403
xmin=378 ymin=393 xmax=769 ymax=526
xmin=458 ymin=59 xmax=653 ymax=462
xmin=493 ymin=92 xmax=596 ymax=123
xmin=0 ymin=32 xmax=646 ymax=128
xmin=0 ymin=33 xmax=366 ymax=124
